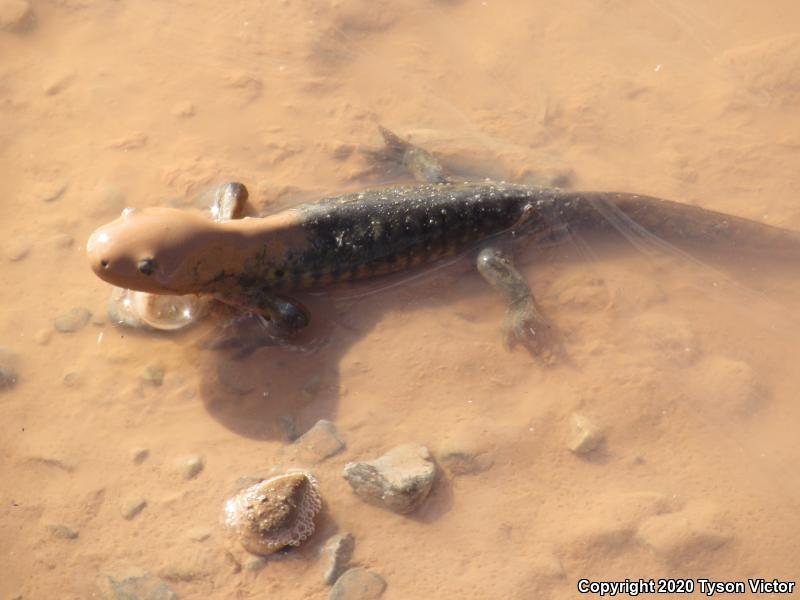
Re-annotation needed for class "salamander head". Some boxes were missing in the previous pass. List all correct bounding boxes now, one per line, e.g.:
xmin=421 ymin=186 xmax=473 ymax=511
xmin=87 ymin=207 xmax=222 ymax=294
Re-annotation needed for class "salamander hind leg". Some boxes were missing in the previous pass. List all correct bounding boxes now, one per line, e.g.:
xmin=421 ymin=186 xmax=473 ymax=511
xmin=363 ymin=126 xmax=451 ymax=184
xmin=476 ymin=246 xmax=560 ymax=363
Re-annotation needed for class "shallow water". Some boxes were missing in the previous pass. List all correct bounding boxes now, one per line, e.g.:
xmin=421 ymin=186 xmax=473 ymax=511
xmin=2 ymin=1 xmax=800 ymax=598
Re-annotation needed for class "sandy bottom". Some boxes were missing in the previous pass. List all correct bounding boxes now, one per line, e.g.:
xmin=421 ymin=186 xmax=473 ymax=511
xmin=2 ymin=1 xmax=800 ymax=598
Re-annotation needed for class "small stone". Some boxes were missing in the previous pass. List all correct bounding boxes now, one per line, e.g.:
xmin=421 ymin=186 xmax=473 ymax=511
xmin=34 ymin=328 xmax=52 ymax=345
xmin=437 ymin=434 xmax=493 ymax=476
xmin=62 ymin=370 xmax=81 ymax=387
xmin=322 ymin=533 xmax=355 ymax=585
xmin=120 ymin=497 xmax=147 ymax=520
xmin=43 ymin=75 xmax=73 ymax=96
xmin=96 ymin=565 xmax=177 ymax=600
xmin=567 ymin=413 xmax=604 ymax=455
xmin=5 ymin=239 xmax=31 ymax=261
xmin=106 ymin=132 xmax=148 ymax=150
xmin=51 ymin=233 xmax=74 ymax=249
xmin=0 ymin=347 xmax=19 ymax=390
xmin=171 ymin=101 xmax=195 ymax=117
xmin=130 ymin=448 xmax=149 ymax=465
xmin=142 ymin=364 xmax=165 ymax=386
xmin=186 ymin=526 xmax=211 ymax=542
xmin=0 ymin=0 xmax=34 ymax=32
xmin=54 ymin=307 xmax=92 ymax=333
xmin=244 ymin=555 xmax=268 ymax=572
xmin=176 ymin=455 xmax=204 ymax=479
xmin=343 ymin=443 xmax=436 ymax=514
xmin=329 ymin=568 xmax=386 ymax=600
xmin=38 ymin=181 xmax=68 ymax=202
xmin=294 ymin=419 xmax=345 ymax=463
xmin=47 ymin=523 xmax=79 ymax=539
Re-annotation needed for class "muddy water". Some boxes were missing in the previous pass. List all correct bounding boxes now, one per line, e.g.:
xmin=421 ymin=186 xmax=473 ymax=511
xmin=2 ymin=1 xmax=800 ymax=598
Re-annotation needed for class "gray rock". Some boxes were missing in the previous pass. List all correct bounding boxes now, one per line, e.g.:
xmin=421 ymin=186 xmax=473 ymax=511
xmin=175 ymin=455 xmax=204 ymax=480
xmin=130 ymin=448 xmax=149 ymax=465
xmin=142 ymin=364 xmax=165 ymax=387
xmin=343 ymin=443 xmax=436 ymax=514
xmin=294 ymin=420 xmax=345 ymax=463
xmin=329 ymin=568 xmax=386 ymax=600
xmin=0 ymin=347 xmax=19 ymax=390
xmin=244 ymin=555 xmax=268 ymax=572
xmin=322 ymin=533 xmax=355 ymax=585
xmin=96 ymin=565 xmax=177 ymax=600
xmin=567 ymin=413 xmax=604 ymax=455
xmin=120 ymin=497 xmax=147 ymax=520
xmin=47 ymin=523 xmax=79 ymax=539
xmin=54 ymin=307 xmax=91 ymax=333
xmin=63 ymin=370 xmax=81 ymax=387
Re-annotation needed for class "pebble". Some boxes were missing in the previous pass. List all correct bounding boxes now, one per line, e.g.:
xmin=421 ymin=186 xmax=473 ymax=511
xmin=51 ymin=233 xmax=74 ymax=250
xmin=62 ymin=370 xmax=81 ymax=387
xmin=322 ymin=533 xmax=355 ymax=585
xmin=47 ymin=523 xmax=79 ymax=539
xmin=329 ymin=568 xmax=386 ymax=600
xmin=186 ymin=526 xmax=211 ymax=542
xmin=106 ymin=132 xmax=148 ymax=150
xmin=141 ymin=364 xmax=165 ymax=387
xmin=96 ymin=565 xmax=177 ymax=600
xmin=636 ymin=502 xmax=730 ymax=561
xmin=0 ymin=347 xmax=19 ymax=390
xmin=0 ymin=0 xmax=33 ymax=32
xmin=130 ymin=448 xmax=149 ymax=465
xmin=120 ymin=497 xmax=147 ymax=520
xmin=293 ymin=419 xmax=345 ymax=464
xmin=244 ymin=555 xmax=269 ymax=572
xmin=175 ymin=455 xmax=204 ymax=480
xmin=343 ymin=443 xmax=436 ymax=514
xmin=38 ymin=181 xmax=68 ymax=203
xmin=43 ymin=74 xmax=73 ymax=96
xmin=5 ymin=239 xmax=31 ymax=261
xmin=54 ymin=307 xmax=92 ymax=333
xmin=567 ymin=413 xmax=604 ymax=455
xmin=437 ymin=434 xmax=493 ymax=476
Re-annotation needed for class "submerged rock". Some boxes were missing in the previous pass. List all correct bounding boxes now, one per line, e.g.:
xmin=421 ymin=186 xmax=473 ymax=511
xmin=0 ymin=347 xmax=19 ymax=390
xmin=294 ymin=419 xmax=346 ymax=464
xmin=567 ymin=413 xmax=604 ymax=455
xmin=54 ymin=307 xmax=91 ymax=333
xmin=224 ymin=471 xmax=322 ymax=555
xmin=343 ymin=443 xmax=436 ymax=514
xmin=96 ymin=565 xmax=177 ymax=600
xmin=329 ymin=567 xmax=386 ymax=600
xmin=322 ymin=532 xmax=355 ymax=585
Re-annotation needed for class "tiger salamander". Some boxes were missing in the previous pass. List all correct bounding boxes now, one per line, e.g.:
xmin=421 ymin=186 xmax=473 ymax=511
xmin=86 ymin=128 xmax=800 ymax=356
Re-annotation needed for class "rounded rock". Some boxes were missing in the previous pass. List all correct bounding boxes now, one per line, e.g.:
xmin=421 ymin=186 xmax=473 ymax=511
xmin=329 ymin=568 xmax=386 ymax=600
xmin=224 ymin=471 xmax=322 ymax=556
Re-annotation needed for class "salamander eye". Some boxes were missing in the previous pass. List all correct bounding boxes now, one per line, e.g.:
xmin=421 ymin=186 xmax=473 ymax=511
xmin=137 ymin=257 xmax=158 ymax=276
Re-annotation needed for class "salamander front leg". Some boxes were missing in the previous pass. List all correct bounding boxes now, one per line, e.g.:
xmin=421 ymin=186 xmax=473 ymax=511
xmin=476 ymin=246 xmax=559 ymax=361
xmin=210 ymin=290 xmax=310 ymax=357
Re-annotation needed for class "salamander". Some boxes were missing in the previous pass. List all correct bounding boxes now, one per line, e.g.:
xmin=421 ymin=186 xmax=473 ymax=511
xmin=86 ymin=127 xmax=800 ymax=357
